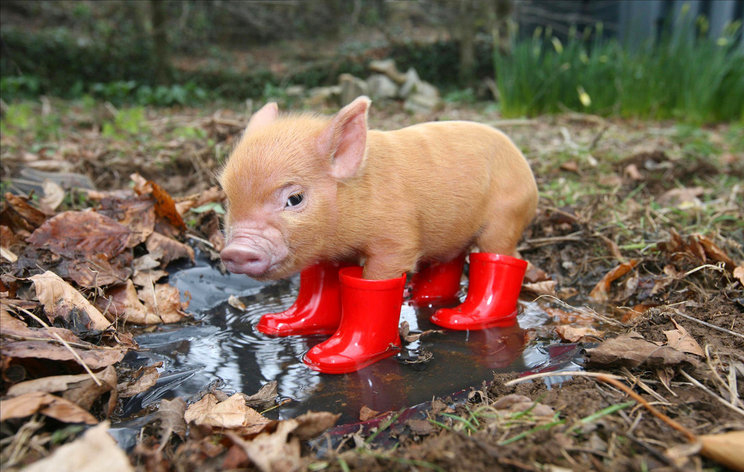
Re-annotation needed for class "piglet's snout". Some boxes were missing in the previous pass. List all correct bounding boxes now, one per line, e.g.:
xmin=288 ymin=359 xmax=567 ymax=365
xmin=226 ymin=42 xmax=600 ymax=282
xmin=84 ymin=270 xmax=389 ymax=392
xmin=220 ymin=244 xmax=271 ymax=276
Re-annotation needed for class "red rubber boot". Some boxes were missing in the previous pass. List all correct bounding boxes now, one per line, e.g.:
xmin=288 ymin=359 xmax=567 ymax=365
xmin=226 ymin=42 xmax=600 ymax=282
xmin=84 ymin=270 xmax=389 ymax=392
xmin=303 ymin=267 xmax=406 ymax=374
xmin=430 ymin=253 xmax=527 ymax=330
xmin=409 ymin=253 xmax=466 ymax=306
xmin=256 ymin=261 xmax=346 ymax=336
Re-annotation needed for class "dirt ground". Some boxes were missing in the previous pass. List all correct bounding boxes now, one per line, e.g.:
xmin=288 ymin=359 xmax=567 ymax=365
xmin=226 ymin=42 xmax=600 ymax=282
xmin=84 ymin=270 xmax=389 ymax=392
xmin=1 ymin=96 xmax=743 ymax=471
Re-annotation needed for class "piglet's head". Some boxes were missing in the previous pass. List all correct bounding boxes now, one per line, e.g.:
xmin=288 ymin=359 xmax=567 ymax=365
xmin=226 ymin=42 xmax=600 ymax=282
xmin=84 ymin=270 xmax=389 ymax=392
xmin=219 ymin=96 xmax=370 ymax=280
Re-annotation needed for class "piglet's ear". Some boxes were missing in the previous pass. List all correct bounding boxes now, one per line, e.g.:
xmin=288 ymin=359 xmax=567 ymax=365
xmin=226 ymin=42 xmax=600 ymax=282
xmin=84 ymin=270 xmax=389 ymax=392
xmin=245 ymin=102 xmax=279 ymax=134
xmin=319 ymin=96 xmax=370 ymax=180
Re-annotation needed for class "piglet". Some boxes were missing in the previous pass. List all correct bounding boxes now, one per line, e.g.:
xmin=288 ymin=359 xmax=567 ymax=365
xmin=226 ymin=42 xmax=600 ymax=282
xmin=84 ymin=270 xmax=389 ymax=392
xmin=220 ymin=97 xmax=537 ymax=373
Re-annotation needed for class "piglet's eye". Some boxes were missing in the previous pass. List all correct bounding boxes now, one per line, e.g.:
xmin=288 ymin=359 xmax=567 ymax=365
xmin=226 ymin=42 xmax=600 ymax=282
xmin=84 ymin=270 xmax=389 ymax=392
xmin=286 ymin=193 xmax=304 ymax=208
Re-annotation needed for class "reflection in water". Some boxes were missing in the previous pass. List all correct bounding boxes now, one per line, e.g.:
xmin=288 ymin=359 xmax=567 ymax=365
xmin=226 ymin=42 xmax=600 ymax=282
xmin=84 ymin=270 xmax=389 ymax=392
xmin=129 ymin=257 xmax=581 ymax=425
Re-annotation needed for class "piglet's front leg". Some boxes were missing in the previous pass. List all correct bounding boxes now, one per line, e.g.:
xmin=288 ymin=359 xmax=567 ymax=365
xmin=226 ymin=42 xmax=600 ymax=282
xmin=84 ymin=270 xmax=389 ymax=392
xmin=361 ymin=243 xmax=419 ymax=280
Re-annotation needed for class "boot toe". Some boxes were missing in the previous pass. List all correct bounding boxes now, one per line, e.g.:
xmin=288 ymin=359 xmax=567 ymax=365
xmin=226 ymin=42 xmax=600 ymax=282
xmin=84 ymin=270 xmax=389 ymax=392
xmin=431 ymin=307 xmax=518 ymax=330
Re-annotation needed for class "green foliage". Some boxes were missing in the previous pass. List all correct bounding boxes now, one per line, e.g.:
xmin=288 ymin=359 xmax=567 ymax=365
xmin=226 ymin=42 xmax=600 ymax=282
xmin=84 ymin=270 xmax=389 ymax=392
xmin=495 ymin=19 xmax=744 ymax=123
xmin=101 ymin=107 xmax=146 ymax=138
xmin=90 ymin=81 xmax=208 ymax=107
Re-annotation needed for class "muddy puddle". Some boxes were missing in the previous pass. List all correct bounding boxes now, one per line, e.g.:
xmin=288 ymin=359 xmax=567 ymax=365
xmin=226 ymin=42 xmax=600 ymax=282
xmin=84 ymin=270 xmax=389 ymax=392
xmin=110 ymin=250 xmax=583 ymax=448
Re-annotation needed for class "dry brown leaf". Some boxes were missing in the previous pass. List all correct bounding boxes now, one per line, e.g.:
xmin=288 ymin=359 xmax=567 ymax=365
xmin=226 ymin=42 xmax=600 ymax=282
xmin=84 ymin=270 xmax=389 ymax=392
xmin=735 ymin=265 xmax=744 ymax=286
xmin=524 ymin=263 xmax=551 ymax=283
xmin=359 ymin=405 xmax=380 ymax=422
xmin=664 ymin=319 xmax=704 ymax=357
xmin=24 ymin=422 xmax=133 ymax=472
xmin=291 ymin=411 xmax=341 ymax=440
xmin=2 ymin=192 xmax=48 ymax=231
xmin=174 ymin=186 xmax=225 ymax=215
xmin=586 ymin=332 xmax=690 ymax=368
xmin=39 ymin=179 xmax=66 ymax=212
xmin=589 ymin=259 xmax=640 ymax=302
xmin=407 ymin=418 xmax=437 ymax=435
xmin=145 ymin=232 xmax=194 ymax=267
xmin=31 ymin=271 xmax=111 ymax=330
xmin=1 ymin=340 xmax=126 ymax=369
xmin=0 ymin=391 xmax=97 ymax=424
xmin=8 ymin=365 xmax=117 ymax=411
xmin=117 ymin=362 xmax=162 ymax=398
xmin=27 ymin=211 xmax=132 ymax=259
xmin=101 ymin=280 xmax=161 ymax=325
xmin=522 ymin=280 xmax=557 ymax=296
xmin=138 ymin=282 xmax=190 ymax=324
xmin=555 ymin=325 xmax=604 ymax=343
xmin=98 ymin=196 xmax=156 ymax=246
xmin=657 ymin=186 xmax=704 ymax=209
xmin=157 ymin=397 xmax=187 ymax=444
xmin=228 ymin=295 xmax=246 ymax=310
xmin=242 ymin=381 xmax=278 ymax=410
xmin=699 ymin=431 xmax=744 ymax=471
xmin=229 ymin=420 xmax=302 ymax=472
xmin=132 ymin=269 xmax=168 ymax=287
xmin=623 ymin=163 xmax=643 ymax=180
xmin=58 ymin=253 xmax=132 ymax=288
xmin=185 ymin=393 xmax=271 ymax=433
xmin=132 ymin=174 xmax=186 ymax=231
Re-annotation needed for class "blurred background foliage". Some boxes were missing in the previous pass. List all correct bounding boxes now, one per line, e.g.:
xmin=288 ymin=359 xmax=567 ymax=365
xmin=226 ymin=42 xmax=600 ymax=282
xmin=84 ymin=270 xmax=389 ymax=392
xmin=0 ymin=0 xmax=742 ymax=122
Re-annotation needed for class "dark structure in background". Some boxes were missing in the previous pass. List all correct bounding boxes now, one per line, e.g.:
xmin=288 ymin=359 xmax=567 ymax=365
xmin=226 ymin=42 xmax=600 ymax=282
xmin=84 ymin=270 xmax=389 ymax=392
xmin=515 ymin=0 xmax=743 ymax=47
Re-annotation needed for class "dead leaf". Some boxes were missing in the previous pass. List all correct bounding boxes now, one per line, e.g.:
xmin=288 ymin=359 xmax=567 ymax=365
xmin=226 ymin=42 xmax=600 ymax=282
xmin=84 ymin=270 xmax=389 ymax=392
xmin=132 ymin=174 xmax=186 ymax=231
xmin=242 ymin=381 xmax=278 ymax=410
xmin=0 ymin=391 xmax=97 ymax=424
xmin=523 ymin=280 xmax=557 ymax=297
xmin=117 ymin=362 xmax=161 ymax=398
xmin=623 ymin=163 xmax=643 ymax=180
xmin=101 ymin=280 xmax=161 ymax=325
xmin=586 ymin=332 xmax=690 ymax=368
xmin=185 ymin=393 xmax=270 ymax=433
xmin=138 ymin=282 xmax=190 ymax=324
xmin=699 ymin=431 xmax=744 ymax=471
xmin=1 ymin=192 xmax=48 ymax=232
xmin=174 ymin=186 xmax=225 ymax=215
xmin=291 ymin=411 xmax=341 ymax=440
xmin=27 ymin=211 xmax=132 ymax=259
xmin=657 ymin=186 xmax=704 ymax=209
xmin=228 ymin=420 xmax=301 ymax=472
xmin=560 ymin=161 xmax=579 ymax=173
xmin=407 ymin=418 xmax=437 ymax=435
xmin=145 ymin=232 xmax=194 ymax=267
xmin=524 ymin=263 xmax=551 ymax=283
xmin=8 ymin=365 xmax=117 ymax=412
xmin=1 ymin=340 xmax=126 ymax=370
xmin=359 ymin=405 xmax=380 ymax=421
xmin=23 ymin=422 xmax=133 ymax=472
xmin=589 ymin=259 xmax=640 ymax=302
xmin=228 ymin=295 xmax=246 ymax=310
xmin=39 ymin=179 xmax=66 ymax=212
xmin=659 ymin=230 xmax=736 ymax=272
xmin=31 ymin=271 xmax=111 ymax=330
xmin=735 ymin=265 xmax=744 ymax=286
xmin=157 ymin=397 xmax=187 ymax=444
xmin=58 ymin=253 xmax=132 ymax=288
xmin=664 ymin=318 xmax=704 ymax=357
xmin=98 ymin=196 xmax=156 ymax=246
xmin=555 ymin=325 xmax=604 ymax=342
xmin=131 ymin=269 xmax=168 ymax=287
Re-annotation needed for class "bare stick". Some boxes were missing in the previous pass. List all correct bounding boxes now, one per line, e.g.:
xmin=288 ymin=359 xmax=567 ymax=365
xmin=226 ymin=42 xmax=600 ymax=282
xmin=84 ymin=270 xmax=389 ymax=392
xmin=679 ymin=370 xmax=744 ymax=418
xmin=11 ymin=306 xmax=102 ymax=386
xmin=504 ymin=371 xmax=624 ymax=386
xmin=672 ymin=309 xmax=744 ymax=340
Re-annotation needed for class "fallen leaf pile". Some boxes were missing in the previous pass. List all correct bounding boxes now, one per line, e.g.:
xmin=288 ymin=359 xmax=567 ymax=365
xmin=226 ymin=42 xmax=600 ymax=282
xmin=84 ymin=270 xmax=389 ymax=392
xmin=0 ymin=174 xmax=224 ymax=467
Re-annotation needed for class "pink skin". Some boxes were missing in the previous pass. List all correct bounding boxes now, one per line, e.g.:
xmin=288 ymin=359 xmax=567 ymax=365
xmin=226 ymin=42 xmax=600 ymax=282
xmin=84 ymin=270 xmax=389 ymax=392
xmin=220 ymin=184 xmax=303 ymax=279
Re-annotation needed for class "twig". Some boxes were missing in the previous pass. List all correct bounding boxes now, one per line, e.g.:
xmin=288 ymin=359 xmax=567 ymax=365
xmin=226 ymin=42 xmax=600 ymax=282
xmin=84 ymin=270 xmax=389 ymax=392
xmin=12 ymin=306 xmax=102 ymax=386
xmin=678 ymin=370 xmax=744 ymax=418
xmin=671 ymin=309 xmax=744 ymax=339
xmin=504 ymin=371 xmax=624 ymax=386
xmin=595 ymin=375 xmax=696 ymax=442
xmin=682 ymin=263 xmax=726 ymax=277
xmin=531 ymin=294 xmax=626 ymax=327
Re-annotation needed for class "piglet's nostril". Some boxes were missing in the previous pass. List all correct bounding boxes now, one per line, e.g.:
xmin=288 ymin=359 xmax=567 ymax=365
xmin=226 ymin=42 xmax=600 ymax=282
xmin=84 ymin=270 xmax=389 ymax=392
xmin=220 ymin=245 xmax=271 ymax=276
